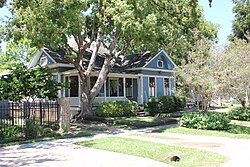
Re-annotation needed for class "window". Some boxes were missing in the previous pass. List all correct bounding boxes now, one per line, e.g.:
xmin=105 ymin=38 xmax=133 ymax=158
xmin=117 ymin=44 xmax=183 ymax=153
xmin=164 ymin=78 xmax=170 ymax=96
xmin=65 ymin=76 xmax=79 ymax=97
xmin=157 ymin=60 xmax=163 ymax=68
xmin=125 ymin=78 xmax=133 ymax=97
xmin=109 ymin=78 xmax=118 ymax=97
xmin=149 ymin=77 xmax=155 ymax=97
xmin=40 ymin=56 xmax=47 ymax=66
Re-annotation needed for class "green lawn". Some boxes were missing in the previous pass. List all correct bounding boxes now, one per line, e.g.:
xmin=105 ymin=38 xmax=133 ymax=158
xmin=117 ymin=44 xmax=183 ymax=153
xmin=76 ymin=137 xmax=227 ymax=167
xmin=153 ymin=125 xmax=250 ymax=139
xmin=99 ymin=116 xmax=177 ymax=129
xmin=230 ymin=120 xmax=250 ymax=127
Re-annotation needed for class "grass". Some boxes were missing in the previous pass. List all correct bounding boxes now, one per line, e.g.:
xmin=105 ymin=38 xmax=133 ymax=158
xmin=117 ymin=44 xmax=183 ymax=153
xmin=230 ymin=120 xmax=250 ymax=127
xmin=153 ymin=125 xmax=250 ymax=139
xmin=76 ymin=136 xmax=227 ymax=167
xmin=130 ymin=133 xmax=180 ymax=140
xmin=0 ymin=131 xmax=93 ymax=147
xmin=86 ymin=127 xmax=109 ymax=131
xmin=96 ymin=116 xmax=177 ymax=129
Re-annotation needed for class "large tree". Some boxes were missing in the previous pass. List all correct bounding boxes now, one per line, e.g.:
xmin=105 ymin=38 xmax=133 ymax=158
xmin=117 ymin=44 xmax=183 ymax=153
xmin=0 ymin=38 xmax=36 ymax=72
xmin=229 ymin=0 xmax=250 ymax=42
xmin=2 ymin=0 xmax=217 ymax=120
xmin=0 ymin=64 xmax=62 ymax=102
xmin=177 ymin=32 xmax=220 ymax=111
xmin=218 ymin=37 xmax=250 ymax=107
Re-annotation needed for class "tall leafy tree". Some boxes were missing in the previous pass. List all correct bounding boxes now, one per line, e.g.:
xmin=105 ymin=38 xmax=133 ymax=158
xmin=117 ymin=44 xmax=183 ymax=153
xmin=0 ymin=64 xmax=63 ymax=102
xmin=229 ymin=0 xmax=250 ymax=42
xmin=177 ymin=32 xmax=219 ymax=111
xmin=218 ymin=37 xmax=250 ymax=107
xmin=0 ymin=38 xmax=36 ymax=72
xmin=3 ymin=0 xmax=217 ymax=120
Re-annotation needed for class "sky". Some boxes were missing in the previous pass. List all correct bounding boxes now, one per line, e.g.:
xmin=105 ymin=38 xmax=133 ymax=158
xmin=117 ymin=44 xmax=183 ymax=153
xmin=198 ymin=0 xmax=235 ymax=45
xmin=0 ymin=0 xmax=235 ymax=50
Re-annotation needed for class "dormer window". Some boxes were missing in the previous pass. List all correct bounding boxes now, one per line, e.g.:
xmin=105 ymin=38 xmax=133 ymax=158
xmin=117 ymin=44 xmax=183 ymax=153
xmin=40 ymin=56 xmax=47 ymax=66
xmin=157 ymin=60 xmax=163 ymax=68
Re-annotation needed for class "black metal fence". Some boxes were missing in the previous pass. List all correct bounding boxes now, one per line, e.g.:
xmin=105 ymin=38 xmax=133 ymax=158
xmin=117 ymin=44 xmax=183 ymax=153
xmin=0 ymin=101 xmax=60 ymax=131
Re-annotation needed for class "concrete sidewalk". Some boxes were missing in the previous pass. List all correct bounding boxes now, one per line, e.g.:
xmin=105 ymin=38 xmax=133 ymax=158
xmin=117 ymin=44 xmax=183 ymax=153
xmin=0 ymin=134 xmax=170 ymax=167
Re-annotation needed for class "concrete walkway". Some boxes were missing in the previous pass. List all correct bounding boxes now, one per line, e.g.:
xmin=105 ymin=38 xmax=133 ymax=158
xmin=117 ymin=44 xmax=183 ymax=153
xmin=0 ymin=125 xmax=250 ymax=167
xmin=0 ymin=134 xmax=170 ymax=167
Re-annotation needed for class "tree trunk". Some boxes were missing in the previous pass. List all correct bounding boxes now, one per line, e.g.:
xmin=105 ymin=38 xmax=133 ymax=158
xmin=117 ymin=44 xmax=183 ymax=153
xmin=240 ymin=99 xmax=246 ymax=108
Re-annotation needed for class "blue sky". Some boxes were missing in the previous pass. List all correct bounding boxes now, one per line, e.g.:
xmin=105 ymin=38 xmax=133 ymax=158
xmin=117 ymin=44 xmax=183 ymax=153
xmin=198 ymin=0 xmax=235 ymax=45
xmin=0 ymin=1 xmax=235 ymax=50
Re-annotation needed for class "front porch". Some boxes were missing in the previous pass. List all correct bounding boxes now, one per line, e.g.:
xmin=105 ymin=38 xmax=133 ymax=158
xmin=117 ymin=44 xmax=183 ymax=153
xmin=61 ymin=71 xmax=141 ymax=108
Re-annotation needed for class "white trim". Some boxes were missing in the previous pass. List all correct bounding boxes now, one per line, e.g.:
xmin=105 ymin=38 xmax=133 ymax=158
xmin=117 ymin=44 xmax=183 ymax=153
xmin=157 ymin=60 xmax=163 ymax=68
xmin=155 ymin=77 xmax=157 ymax=97
xmin=127 ymin=67 xmax=175 ymax=73
xmin=57 ymin=74 xmax=62 ymax=98
xmin=27 ymin=49 xmax=43 ymax=69
xmin=141 ymin=74 xmax=174 ymax=79
xmin=62 ymin=70 xmax=139 ymax=78
xmin=48 ymin=63 xmax=74 ymax=68
xmin=143 ymin=50 xmax=177 ymax=68
xmin=104 ymin=81 xmax=107 ymax=101
xmin=123 ymin=77 xmax=126 ymax=97
xmin=43 ymin=49 xmax=57 ymax=64
xmin=140 ymin=75 xmax=144 ymax=104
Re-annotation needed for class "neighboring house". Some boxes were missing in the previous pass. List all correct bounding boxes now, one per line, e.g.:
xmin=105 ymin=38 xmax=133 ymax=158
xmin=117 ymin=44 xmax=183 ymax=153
xmin=27 ymin=47 xmax=176 ymax=109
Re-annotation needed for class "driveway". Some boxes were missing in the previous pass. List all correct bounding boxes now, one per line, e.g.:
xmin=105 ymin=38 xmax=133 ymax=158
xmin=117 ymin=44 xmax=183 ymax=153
xmin=1 ymin=125 xmax=250 ymax=167
xmin=0 ymin=134 xmax=169 ymax=167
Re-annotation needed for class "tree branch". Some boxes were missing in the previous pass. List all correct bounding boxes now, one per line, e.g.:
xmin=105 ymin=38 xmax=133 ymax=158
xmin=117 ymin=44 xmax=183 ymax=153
xmin=85 ymin=27 xmax=102 ymax=77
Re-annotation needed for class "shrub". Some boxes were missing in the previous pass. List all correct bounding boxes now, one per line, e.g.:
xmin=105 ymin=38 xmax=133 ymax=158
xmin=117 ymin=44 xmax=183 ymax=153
xmin=158 ymin=96 xmax=175 ymax=113
xmin=174 ymin=96 xmax=187 ymax=110
xmin=180 ymin=112 xmax=230 ymax=130
xmin=144 ymin=97 xmax=160 ymax=116
xmin=228 ymin=107 xmax=250 ymax=121
xmin=145 ymin=96 xmax=187 ymax=115
xmin=24 ymin=118 xmax=42 ymax=139
xmin=0 ymin=126 xmax=20 ymax=140
xmin=95 ymin=101 xmax=138 ymax=117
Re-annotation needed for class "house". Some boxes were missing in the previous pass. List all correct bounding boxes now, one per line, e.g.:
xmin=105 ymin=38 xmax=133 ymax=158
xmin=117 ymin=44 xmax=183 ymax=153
xmin=27 ymin=47 xmax=176 ymax=110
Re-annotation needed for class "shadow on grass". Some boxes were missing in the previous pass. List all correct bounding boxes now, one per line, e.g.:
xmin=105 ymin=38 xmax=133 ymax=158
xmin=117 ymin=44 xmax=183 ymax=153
xmin=105 ymin=117 xmax=178 ymax=129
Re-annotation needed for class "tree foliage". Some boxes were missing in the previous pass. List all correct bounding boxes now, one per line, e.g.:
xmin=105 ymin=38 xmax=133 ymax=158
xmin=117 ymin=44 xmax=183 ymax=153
xmin=229 ymin=0 xmax=250 ymax=42
xmin=218 ymin=37 xmax=250 ymax=106
xmin=0 ymin=38 xmax=36 ymax=72
xmin=2 ymin=0 xmax=217 ymax=119
xmin=177 ymin=32 xmax=219 ymax=111
xmin=0 ymin=64 xmax=63 ymax=101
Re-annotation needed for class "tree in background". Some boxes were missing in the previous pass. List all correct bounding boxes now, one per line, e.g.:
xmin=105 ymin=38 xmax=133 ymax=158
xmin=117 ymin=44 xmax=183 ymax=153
xmin=1 ymin=0 xmax=217 ymax=120
xmin=229 ymin=0 xmax=250 ymax=42
xmin=0 ymin=38 xmax=36 ymax=72
xmin=218 ymin=37 xmax=250 ymax=107
xmin=177 ymin=31 xmax=220 ymax=111
xmin=0 ymin=64 xmax=63 ymax=102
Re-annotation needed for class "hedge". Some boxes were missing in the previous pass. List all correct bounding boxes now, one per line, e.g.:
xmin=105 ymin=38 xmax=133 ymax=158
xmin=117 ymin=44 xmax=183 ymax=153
xmin=95 ymin=101 xmax=138 ymax=117
xmin=145 ymin=96 xmax=187 ymax=116
xmin=180 ymin=112 xmax=230 ymax=130
xmin=228 ymin=107 xmax=250 ymax=121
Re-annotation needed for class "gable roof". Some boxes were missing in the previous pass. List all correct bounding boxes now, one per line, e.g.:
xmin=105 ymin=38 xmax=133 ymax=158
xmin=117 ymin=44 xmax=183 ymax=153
xmin=143 ymin=50 xmax=176 ymax=69
xmin=120 ymin=51 xmax=155 ymax=69
xmin=28 ymin=47 xmax=176 ymax=73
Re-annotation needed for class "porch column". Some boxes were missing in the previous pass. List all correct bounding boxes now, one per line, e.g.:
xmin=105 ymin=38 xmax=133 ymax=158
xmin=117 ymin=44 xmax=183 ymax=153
xmin=58 ymin=74 xmax=62 ymax=98
xmin=78 ymin=75 xmax=81 ymax=106
xmin=123 ymin=77 xmax=126 ymax=97
xmin=104 ymin=81 xmax=107 ymax=101
xmin=138 ymin=75 xmax=144 ymax=104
